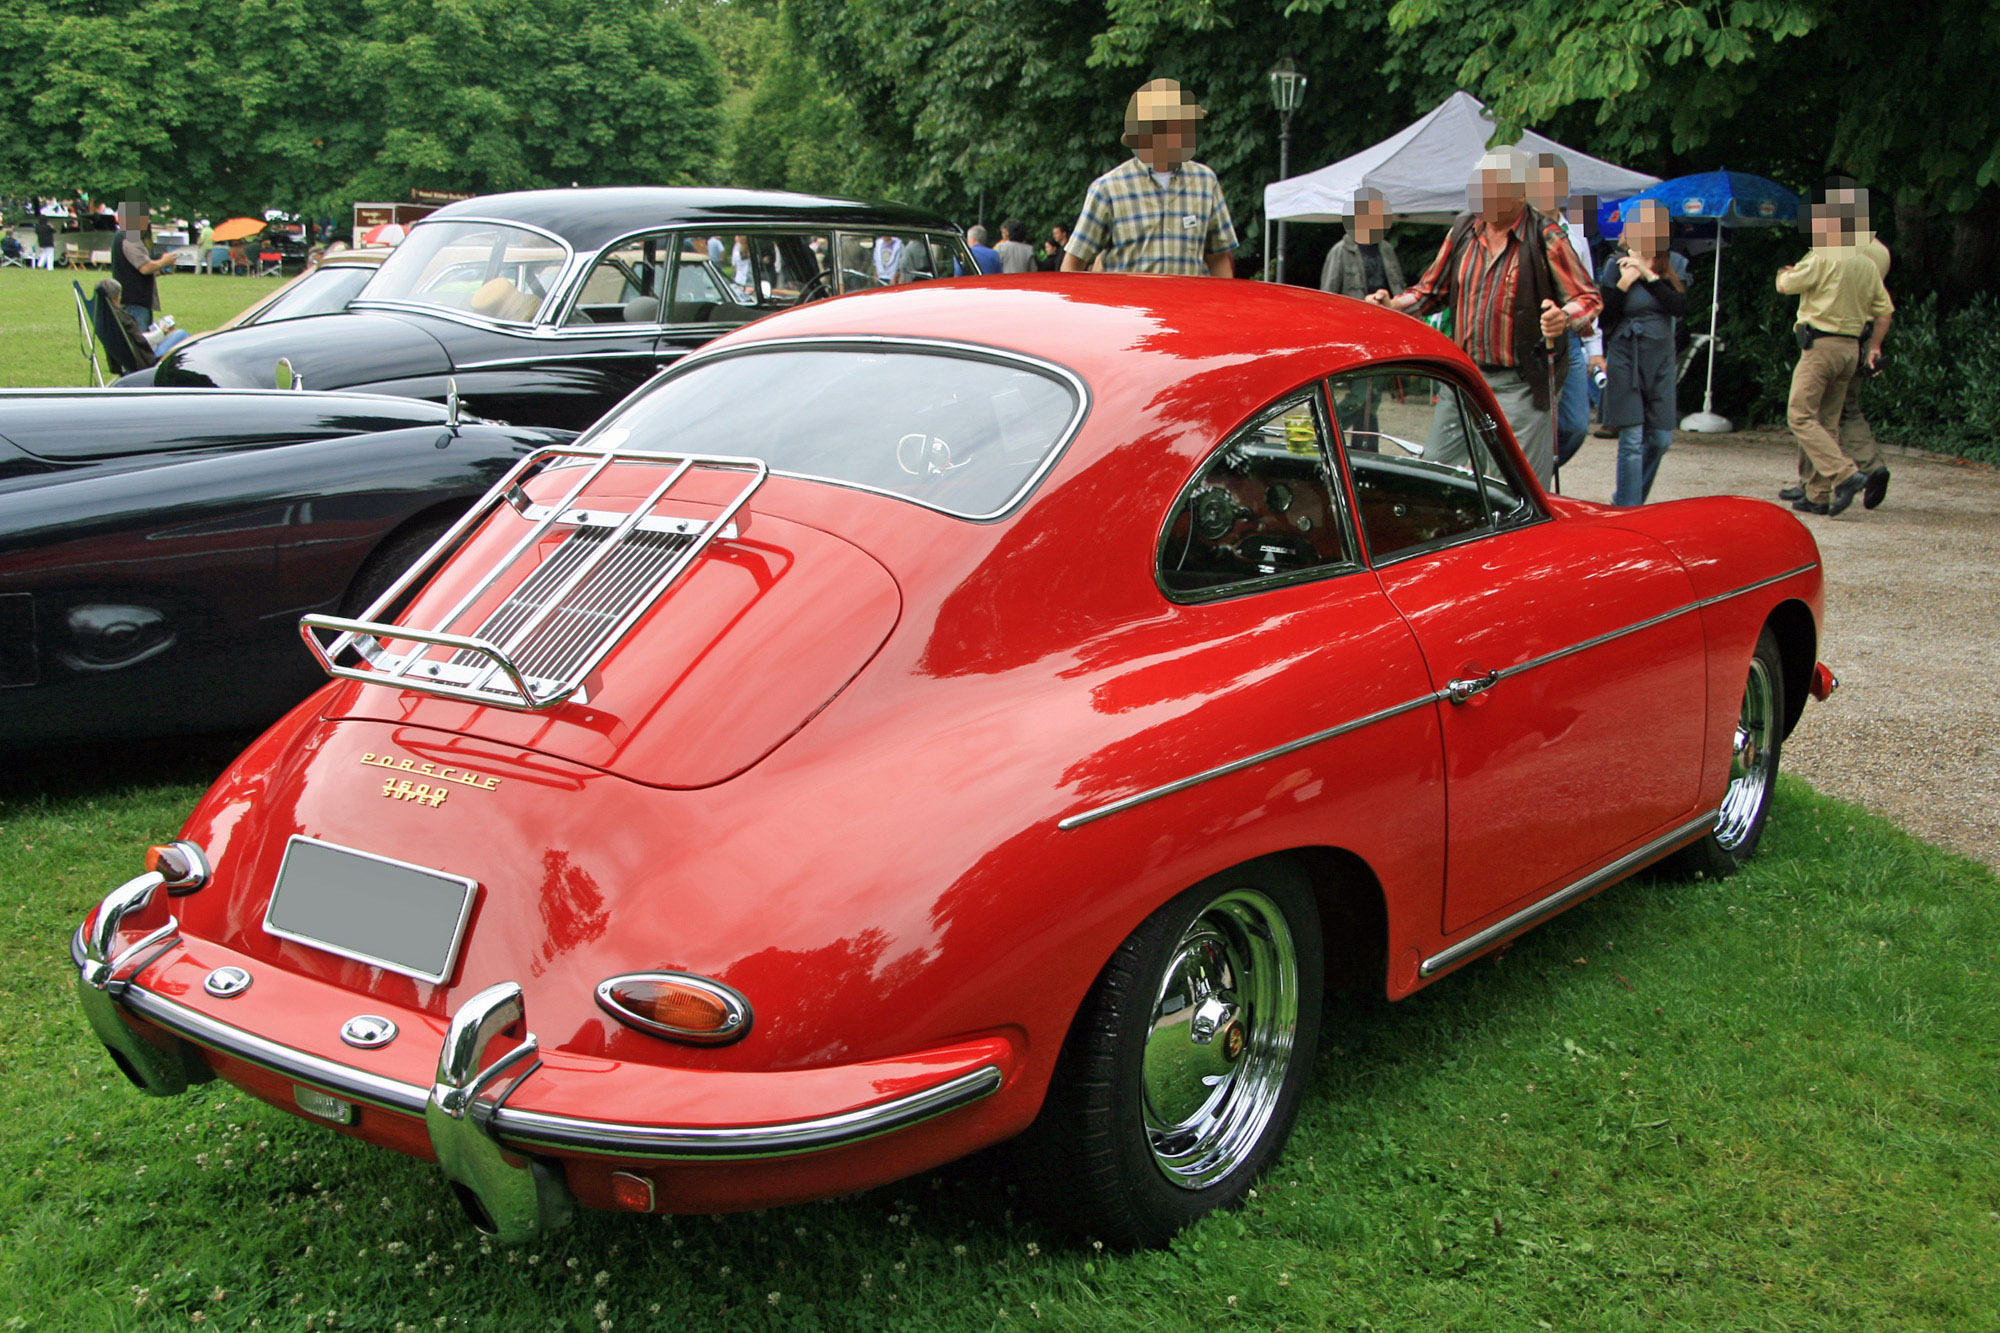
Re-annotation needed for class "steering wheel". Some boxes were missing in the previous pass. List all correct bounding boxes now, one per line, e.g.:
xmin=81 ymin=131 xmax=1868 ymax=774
xmin=797 ymin=268 xmax=876 ymax=303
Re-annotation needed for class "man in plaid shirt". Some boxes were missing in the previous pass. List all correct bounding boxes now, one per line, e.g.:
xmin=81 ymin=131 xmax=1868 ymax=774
xmin=1370 ymin=149 xmax=1602 ymax=485
xmin=1062 ymin=79 xmax=1236 ymax=278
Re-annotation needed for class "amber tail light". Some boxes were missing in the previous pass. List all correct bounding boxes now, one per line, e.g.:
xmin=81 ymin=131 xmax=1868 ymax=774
xmin=145 ymin=840 xmax=210 ymax=895
xmin=595 ymin=973 xmax=751 ymax=1045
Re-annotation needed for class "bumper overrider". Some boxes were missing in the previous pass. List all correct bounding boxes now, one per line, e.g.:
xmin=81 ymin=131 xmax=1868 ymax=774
xmin=73 ymin=873 xmax=1009 ymax=1242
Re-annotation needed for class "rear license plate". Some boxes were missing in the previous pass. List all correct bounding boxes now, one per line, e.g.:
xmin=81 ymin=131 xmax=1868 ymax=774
xmin=293 ymin=1084 xmax=355 ymax=1125
xmin=263 ymin=835 xmax=478 ymax=984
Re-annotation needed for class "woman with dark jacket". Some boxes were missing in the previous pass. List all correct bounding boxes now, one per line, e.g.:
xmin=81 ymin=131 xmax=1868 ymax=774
xmin=1598 ymin=198 xmax=1690 ymax=505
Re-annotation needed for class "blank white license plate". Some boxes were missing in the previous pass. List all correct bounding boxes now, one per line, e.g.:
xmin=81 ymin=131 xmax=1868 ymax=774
xmin=263 ymin=835 xmax=478 ymax=984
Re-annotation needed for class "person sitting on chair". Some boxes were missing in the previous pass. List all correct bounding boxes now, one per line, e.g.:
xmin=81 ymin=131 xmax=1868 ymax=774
xmin=94 ymin=278 xmax=188 ymax=374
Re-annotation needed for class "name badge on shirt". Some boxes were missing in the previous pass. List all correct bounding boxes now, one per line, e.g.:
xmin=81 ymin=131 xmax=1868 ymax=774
xmin=1182 ymin=214 xmax=1200 ymax=230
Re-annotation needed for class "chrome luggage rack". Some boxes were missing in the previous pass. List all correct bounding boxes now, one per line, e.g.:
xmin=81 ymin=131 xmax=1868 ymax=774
xmin=301 ymin=445 xmax=767 ymax=711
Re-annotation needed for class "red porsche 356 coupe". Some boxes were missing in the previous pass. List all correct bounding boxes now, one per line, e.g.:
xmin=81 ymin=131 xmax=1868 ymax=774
xmin=73 ymin=277 xmax=1836 ymax=1246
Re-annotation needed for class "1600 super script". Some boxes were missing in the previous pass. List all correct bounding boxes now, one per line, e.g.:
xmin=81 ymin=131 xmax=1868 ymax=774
xmin=361 ymin=752 xmax=501 ymax=809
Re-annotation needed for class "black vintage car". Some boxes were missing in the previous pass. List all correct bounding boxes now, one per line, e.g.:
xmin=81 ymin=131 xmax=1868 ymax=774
xmin=0 ymin=389 xmax=572 ymax=746
xmin=133 ymin=189 xmax=975 ymax=431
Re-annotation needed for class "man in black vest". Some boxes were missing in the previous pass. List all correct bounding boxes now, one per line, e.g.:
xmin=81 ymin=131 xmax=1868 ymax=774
xmin=112 ymin=200 xmax=173 ymax=331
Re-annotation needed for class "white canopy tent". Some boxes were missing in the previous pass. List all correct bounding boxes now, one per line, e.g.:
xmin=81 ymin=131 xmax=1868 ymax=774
xmin=1265 ymin=91 xmax=1661 ymax=224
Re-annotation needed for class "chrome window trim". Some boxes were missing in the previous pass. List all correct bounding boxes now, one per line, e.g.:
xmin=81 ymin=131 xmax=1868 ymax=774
xmin=350 ymin=215 xmax=578 ymax=330
xmin=450 ymin=349 xmax=672 ymax=372
xmin=571 ymin=334 xmax=1092 ymax=524
xmin=74 ymin=944 xmax=1003 ymax=1160
xmin=1154 ymin=387 xmax=1367 ymax=605
xmin=1323 ymin=363 xmax=1547 ymax=567
xmin=1056 ymin=561 xmax=1818 ymax=830
xmin=1419 ymin=809 xmax=1720 ymax=976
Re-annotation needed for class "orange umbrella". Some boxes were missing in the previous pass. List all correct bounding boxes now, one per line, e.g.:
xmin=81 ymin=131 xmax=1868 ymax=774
xmin=210 ymin=217 xmax=264 ymax=242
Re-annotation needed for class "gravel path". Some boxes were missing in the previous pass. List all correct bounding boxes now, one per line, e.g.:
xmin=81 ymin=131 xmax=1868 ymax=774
xmin=1558 ymin=426 xmax=2000 ymax=870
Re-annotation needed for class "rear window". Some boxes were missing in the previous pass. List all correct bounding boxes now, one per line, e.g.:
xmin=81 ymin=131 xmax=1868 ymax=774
xmin=359 ymin=222 xmax=568 ymax=323
xmin=589 ymin=346 xmax=1084 ymax=519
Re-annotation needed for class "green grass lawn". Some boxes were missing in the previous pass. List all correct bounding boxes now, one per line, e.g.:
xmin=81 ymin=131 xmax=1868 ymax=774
xmin=0 ymin=267 xmax=282 ymax=388
xmin=1 ymin=751 xmax=1994 ymax=1332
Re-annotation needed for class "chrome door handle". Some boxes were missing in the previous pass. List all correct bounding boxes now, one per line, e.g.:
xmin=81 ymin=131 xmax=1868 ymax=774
xmin=1445 ymin=668 xmax=1499 ymax=704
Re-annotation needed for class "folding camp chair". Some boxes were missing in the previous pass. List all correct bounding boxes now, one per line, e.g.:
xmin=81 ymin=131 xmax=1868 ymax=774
xmin=255 ymin=248 xmax=282 ymax=277
xmin=71 ymin=280 xmax=105 ymax=386
xmin=73 ymin=278 xmax=151 ymax=382
xmin=0 ymin=235 xmax=27 ymax=269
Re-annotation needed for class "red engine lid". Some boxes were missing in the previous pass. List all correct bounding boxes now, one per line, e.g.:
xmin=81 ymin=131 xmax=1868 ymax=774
xmin=323 ymin=506 xmax=901 ymax=789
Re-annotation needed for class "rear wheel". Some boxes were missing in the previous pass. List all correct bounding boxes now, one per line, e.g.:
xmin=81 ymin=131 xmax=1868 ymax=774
xmin=1014 ymin=859 xmax=1322 ymax=1247
xmin=1668 ymin=625 xmax=1785 ymax=878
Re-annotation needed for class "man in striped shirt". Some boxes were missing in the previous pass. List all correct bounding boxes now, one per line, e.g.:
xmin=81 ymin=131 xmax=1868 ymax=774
xmin=1370 ymin=149 xmax=1602 ymax=485
xmin=1062 ymin=79 xmax=1237 ymax=278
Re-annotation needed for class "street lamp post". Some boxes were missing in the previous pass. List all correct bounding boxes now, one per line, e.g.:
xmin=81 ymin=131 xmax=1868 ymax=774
xmin=1267 ymin=55 xmax=1307 ymax=285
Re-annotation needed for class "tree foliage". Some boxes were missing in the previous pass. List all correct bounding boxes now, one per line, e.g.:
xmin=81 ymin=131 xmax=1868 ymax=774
xmin=0 ymin=0 xmax=723 ymax=219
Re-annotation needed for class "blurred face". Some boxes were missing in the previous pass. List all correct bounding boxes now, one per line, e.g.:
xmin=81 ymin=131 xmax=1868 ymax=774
xmin=1471 ymin=169 xmax=1527 ymax=227
xmin=1132 ymin=120 xmax=1194 ymax=171
xmin=1808 ymin=207 xmax=1842 ymax=248
xmin=1350 ymin=199 xmax=1388 ymax=243
xmin=1528 ymin=166 xmax=1569 ymax=214
xmin=1624 ymin=201 xmax=1670 ymax=255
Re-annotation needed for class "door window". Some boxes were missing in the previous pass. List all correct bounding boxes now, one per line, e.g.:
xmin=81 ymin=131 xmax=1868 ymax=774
xmin=564 ymin=233 xmax=676 ymax=326
xmin=1159 ymin=392 xmax=1357 ymax=598
xmin=1331 ymin=371 xmax=1533 ymax=562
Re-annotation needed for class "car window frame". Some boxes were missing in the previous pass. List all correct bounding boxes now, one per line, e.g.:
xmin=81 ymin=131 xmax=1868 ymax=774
xmin=1322 ymin=362 xmax=1546 ymax=569
xmin=1154 ymin=384 xmax=1365 ymax=606
xmin=569 ymin=333 xmax=1092 ymax=524
xmin=350 ymin=216 xmax=577 ymax=333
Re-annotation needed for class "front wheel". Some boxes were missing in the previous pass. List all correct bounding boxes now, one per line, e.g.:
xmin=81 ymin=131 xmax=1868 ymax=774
xmin=1668 ymin=625 xmax=1786 ymax=878
xmin=1014 ymin=859 xmax=1322 ymax=1247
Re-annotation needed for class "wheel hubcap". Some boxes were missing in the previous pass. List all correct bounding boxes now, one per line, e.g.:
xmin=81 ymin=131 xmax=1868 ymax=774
xmin=1715 ymin=657 xmax=1777 ymax=851
xmin=1140 ymin=889 xmax=1299 ymax=1190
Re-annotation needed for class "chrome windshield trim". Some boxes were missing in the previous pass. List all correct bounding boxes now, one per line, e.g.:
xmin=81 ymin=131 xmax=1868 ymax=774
xmin=1057 ymin=694 xmax=1439 ymax=831
xmin=1420 ymin=809 xmax=1720 ymax=977
xmin=490 ymin=1065 xmax=1005 ymax=1161
xmin=1058 ymin=562 xmax=1817 ymax=831
xmin=574 ymin=334 xmax=1092 ymax=524
xmin=93 ymin=972 xmax=1000 ymax=1159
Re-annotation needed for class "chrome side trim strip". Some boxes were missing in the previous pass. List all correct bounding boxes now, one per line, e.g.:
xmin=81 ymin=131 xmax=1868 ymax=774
xmin=1057 ymin=562 xmax=1818 ymax=831
xmin=93 ymin=969 xmax=1001 ymax=1159
xmin=1057 ymin=694 xmax=1439 ymax=830
xmin=490 ymin=1065 xmax=1005 ymax=1161
xmin=1419 ymin=809 xmax=1718 ymax=977
xmin=1492 ymin=562 xmax=1818 ymax=685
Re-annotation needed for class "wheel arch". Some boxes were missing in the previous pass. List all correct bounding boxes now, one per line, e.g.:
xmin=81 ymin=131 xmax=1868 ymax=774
xmin=1764 ymin=597 xmax=1817 ymax=738
xmin=338 ymin=499 xmax=473 ymax=616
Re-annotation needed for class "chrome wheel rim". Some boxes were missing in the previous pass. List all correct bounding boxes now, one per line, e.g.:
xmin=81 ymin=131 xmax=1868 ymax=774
xmin=1140 ymin=888 xmax=1299 ymax=1190
xmin=1715 ymin=656 xmax=1778 ymax=851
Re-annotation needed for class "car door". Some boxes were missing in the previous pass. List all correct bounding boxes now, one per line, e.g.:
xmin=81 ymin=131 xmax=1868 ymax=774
xmin=1137 ymin=387 xmax=1448 ymax=905
xmin=1330 ymin=368 xmax=1707 ymax=936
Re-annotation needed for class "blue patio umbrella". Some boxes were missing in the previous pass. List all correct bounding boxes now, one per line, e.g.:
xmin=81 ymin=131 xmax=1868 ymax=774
xmin=1611 ymin=171 xmax=1802 ymax=432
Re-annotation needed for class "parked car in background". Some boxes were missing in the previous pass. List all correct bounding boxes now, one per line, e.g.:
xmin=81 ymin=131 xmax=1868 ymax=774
xmin=0 ymin=389 xmax=571 ymax=746
xmin=72 ymin=277 xmax=1836 ymax=1248
xmin=136 ymin=188 xmax=975 ymax=430
xmin=118 ymin=250 xmax=395 ymax=387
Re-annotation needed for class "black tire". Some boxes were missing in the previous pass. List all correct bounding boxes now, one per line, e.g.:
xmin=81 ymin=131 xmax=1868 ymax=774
xmin=1013 ymin=858 xmax=1323 ymax=1247
xmin=1667 ymin=625 xmax=1786 ymax=879
xmin=341 ymin=514 xmax=459 ymax=619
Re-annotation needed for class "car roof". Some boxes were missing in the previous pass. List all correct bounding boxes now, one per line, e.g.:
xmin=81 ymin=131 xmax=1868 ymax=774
xmin=698 ymin=274 xmax=1477 ymax=447
xmin=424 ymin=188 xmax=961 ymax=255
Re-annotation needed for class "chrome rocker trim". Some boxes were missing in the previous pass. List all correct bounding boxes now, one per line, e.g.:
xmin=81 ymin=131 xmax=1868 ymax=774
xmin=1418 ymin=809 xmax=1719 ymax=977
xmin=69 ymin=923 xmax=1003 ymax=1163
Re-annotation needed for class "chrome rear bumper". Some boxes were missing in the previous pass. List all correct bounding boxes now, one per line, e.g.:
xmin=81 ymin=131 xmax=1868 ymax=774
xmin=72 ymin=880 xmax=1005 ymax=1240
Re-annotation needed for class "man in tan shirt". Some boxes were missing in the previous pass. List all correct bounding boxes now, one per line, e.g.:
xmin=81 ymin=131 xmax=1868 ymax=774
xmin=1783 ymin=181 xmax=1894 ymax=508
xmin=1776 ymin=187 xmax=1893 ymax=514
